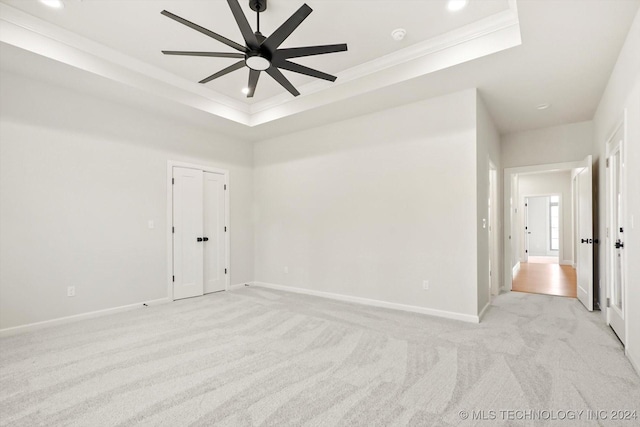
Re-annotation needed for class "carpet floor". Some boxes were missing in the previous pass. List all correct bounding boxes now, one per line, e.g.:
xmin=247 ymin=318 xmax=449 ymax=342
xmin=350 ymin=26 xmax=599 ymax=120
xmin=1 ymin=287 xmax=639 ymax=426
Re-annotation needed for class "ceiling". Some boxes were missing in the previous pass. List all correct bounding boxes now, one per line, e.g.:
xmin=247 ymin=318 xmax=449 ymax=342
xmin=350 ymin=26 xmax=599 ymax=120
xmin=0 ymin=0 xmax=638 ymax=140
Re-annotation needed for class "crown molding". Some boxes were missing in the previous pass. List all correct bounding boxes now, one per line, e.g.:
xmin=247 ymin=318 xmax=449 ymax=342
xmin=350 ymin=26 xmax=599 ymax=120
xmin=0 ymin=3 xmax=251 ymax=125
xmin=0 ymin=1 xmax=521 ymax=128
xmin=250 ymin=3 xmax=520 ymax=116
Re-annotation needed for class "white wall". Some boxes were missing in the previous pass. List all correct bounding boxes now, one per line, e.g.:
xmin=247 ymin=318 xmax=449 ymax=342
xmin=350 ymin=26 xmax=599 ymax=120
xmin=0 ymin=71 xmax=254 ymax=329
xmin=254 ymin=90 xmax=481 ymax=318
xmin=502 ymin=121 xmax=593 ymax=168
xmin=593 ymin=9 xmax=640 ymax=373
xmin=518 ymin=171 xmax=573 ymax=263
xmin=476 ymin=94 xmax=502 ymax=313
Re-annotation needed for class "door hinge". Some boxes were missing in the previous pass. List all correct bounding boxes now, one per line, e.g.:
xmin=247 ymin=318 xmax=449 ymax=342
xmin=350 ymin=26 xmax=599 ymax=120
xmin=606 ymin=297 xmax=610 ymax=308
xmin=525 ymin=250 xmax=528 ymax=253
xmin=224 ymin=184 xmax=227 ymax=190
xmin=606 ymin=158 xmax=610 ymax=168
xmin=172 ymin=275 xmax=175 ymax=282
xmin=224 ymin=226 xmax=227 ymax=232
xmin=225 ymin=268 xmax=227 ymax=275
xmin=172 ymin=226 xmax=175 ymax=233
xmin=525 ymin=203 xmax=528 ymax=207
xmin=172 ymin=178 xmax=175 ymax=184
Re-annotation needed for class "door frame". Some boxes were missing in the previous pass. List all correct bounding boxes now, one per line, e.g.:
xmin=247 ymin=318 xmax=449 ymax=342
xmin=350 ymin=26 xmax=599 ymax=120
xmin=605 ymin=112 xmax=628 ymax=345
xmin=488 ymin=161 xmax=499 ymax=298
xmin=166 ymin=161 xmax=230 ymax=301
xmin=503 ymin=160 xmax=585 ymax=291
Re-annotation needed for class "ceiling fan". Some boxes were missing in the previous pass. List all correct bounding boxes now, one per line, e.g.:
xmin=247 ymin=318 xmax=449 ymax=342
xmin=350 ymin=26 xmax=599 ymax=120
xmin=161 ymin=0 xmax=348 ymax=98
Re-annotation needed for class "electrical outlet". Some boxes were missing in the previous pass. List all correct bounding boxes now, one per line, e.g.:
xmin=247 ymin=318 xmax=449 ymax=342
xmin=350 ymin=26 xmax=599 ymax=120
xmin=422 ymin=280 xmax=429 ymax=290
xmin=284 ymin=266 xmax=289 ymax=274
xmin=67 ymin=286 xmax=75 ymax=297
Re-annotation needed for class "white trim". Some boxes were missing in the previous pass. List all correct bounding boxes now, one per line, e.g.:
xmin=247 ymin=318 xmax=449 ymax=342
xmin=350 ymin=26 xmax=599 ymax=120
xmin=503 ymin=159 xmax=586 ymax=291
xmin=167 ymin=161 xmax=231 ymax=302
xmin=251 ymin=282 xmax=480 ymax=323
xmin=512 ymin=262 xmax=521 ymax=277
xmin=478 ymin=302 xmax=491 ymax=321
xmin=560 ymin=260 xmax=573 ymax=266
xmin=0 ymin=298 xmax=169 ymax=337
xmin=249 ymin=2 xmax=520 ymax=118
xmin=0 ymin=4 xmax=250 ymax=124
xmin=604 ymin=112 xmax=628 ymax=345
xmin=627 ymin=347 xmax=640 ymax=376
xmin=228 ymin=283 xmax=249 ymax=291
xmin=0 ymin=2 xmax=520 ymax=128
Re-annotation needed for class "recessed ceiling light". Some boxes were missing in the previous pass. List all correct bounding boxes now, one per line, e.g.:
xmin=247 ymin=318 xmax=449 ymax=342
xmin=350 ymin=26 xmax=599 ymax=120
xmin=39 ymin=0 xmax=64 ymax=9
xmin=241 ymin=87 xmax=250 ymax=95
xmin=536 ymin=103 xmax=551 ymax=110
xmin=447 ymin=0 xmax=469 ymax=12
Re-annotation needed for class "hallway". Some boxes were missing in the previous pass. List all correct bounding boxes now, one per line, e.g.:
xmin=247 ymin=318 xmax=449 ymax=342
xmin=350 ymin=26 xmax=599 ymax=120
xmin=512 ymin=261 xmax=577 ymax=298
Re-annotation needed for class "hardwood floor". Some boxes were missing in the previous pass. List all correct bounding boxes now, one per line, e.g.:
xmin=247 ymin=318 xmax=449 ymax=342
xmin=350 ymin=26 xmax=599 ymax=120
xmin=512 ymin=261 xmax=577 ymax=298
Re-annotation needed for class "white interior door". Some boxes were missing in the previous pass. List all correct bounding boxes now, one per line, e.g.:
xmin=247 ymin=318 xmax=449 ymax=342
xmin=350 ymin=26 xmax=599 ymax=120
xmin=523 ymin=199 xmax=530 ymax=262
xmin=489 ymin=166 xmax=499 ymax=296
xmin=607 ymin=130 xmax=625 ymax=343
xmin=203 ymin=172 xmax=226 ymax=294
xmin=173 ymin=167 xmax=204 ymax=300
xmin=527 ymin=197 xmax=549 ymax=257
xmin=576 ymin=155 xmax=593 ymax=311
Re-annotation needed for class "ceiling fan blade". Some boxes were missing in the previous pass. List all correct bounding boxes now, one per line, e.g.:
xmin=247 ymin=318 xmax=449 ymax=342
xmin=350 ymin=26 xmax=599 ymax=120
xmin=162 ymin=51 xmax=245 ymax=58
xmin=227 ymin=0 xmax=259 ymax=49
xmin=161 ymin=10 xmax=247 ymax=53
xmin=275 ymin=44 xmax=348 ymax=59
xmin=247 ymin=69 xmax=261 ymax=98
xmin=262 ymin=4 xmax=312 ymax=53
xmin=272 ymin=59 xmax=336 ymax=82
xmin=199 ymin=60 xmax=246 ymax=84
xmin=266 ymin=67 xmax=300 ymax=97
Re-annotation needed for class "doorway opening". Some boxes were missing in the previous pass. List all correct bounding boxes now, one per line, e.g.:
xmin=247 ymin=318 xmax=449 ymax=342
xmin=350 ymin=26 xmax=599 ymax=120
xmin=503 ymin=157 xmax=593 ymax=309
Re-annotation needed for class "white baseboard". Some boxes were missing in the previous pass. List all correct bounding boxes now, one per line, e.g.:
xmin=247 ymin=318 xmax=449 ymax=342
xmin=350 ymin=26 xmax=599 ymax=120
xmin=0 ymin=297 xmax=170 ymax=337
xmin=512 ymin=262 xmax=521 ymax=276
xmin=627 ymin=347 xmax=640 ymax=377
xmin=479 ymin=302 xmax=491 ymax=321
xmin=228 ymin=283 xmax=251 ymax=291
xmin=560 ymin=260 xmax=573 ymax=266
xmin=251 ymin=282 xmax=479 ymax=323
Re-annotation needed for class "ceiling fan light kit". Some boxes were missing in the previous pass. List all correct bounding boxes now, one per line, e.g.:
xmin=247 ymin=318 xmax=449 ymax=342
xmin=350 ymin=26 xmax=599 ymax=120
xmin=161 ymin=0 xmax=348 ymax=98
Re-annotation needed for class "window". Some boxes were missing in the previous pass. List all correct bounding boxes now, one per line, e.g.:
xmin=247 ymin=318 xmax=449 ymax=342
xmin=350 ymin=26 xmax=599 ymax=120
xmin=549 ymin=196 xmax=559 ymax=251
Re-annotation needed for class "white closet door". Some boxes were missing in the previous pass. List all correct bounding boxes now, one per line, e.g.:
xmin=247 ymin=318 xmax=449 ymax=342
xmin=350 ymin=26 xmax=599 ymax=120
xmin=203 ymin=172 xmax=226 ymax=294
xmin=173 ymin=167 xmax=204 ymax=300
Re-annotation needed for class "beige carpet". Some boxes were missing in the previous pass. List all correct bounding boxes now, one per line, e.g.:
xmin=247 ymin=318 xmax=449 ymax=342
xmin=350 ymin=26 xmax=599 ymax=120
xmin=1 ymin=287 xmax=639 ymax=426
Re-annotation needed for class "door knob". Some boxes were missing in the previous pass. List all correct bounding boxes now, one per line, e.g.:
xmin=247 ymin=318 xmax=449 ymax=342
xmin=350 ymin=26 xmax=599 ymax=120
xmin=581 ymin=238 xmax=587 ymax=243
xmin=197 ymin=237 xmax=203 ymax=242
xmin=615 ymin=240 xmax=624 ymax=249
xmin=203 ymin=237 xmax=209 ymax=242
